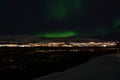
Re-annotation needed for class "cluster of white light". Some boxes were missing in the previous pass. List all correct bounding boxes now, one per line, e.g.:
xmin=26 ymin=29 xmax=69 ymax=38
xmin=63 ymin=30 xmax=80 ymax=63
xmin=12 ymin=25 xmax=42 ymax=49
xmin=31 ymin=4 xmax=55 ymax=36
xmin=0 ymin=41 xmax=117 ymax=47
xmin=69 ymin=42 xmax=116 ymax=47
xmin=0 ymin=44 xmax=30 ymax=47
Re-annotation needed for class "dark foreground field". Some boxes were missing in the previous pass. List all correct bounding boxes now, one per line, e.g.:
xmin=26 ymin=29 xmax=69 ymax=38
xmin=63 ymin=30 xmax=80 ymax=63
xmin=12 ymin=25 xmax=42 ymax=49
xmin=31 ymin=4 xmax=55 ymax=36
xmin=0 ymin=47 xmax=119 ymax=80
xmin=35 ymin=51 xmax=120 ymax=80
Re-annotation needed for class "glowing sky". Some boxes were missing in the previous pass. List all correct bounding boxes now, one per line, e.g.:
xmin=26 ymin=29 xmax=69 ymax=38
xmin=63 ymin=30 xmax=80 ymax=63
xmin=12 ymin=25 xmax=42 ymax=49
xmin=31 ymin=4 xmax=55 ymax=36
xmin=0 ymin=0 xmax=119 ymax=40
xmin=44 ymin=0 xmax=82 ymax=21
xmin=36 ymin=31 xmax=78 ymax=38
xmin=113 ymin=18 xmax=120 ymax=32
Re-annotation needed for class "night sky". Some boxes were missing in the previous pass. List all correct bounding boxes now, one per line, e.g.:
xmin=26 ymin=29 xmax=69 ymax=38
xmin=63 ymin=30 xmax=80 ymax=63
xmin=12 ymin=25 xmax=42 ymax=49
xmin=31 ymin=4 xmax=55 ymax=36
xmin=0 ymin=0 xmax=119 ymax=39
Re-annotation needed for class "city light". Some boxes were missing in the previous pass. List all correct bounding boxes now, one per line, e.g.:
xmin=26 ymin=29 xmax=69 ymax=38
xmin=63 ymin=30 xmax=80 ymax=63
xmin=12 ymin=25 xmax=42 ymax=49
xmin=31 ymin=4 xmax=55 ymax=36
xmin=0 ymin=41 xmax=117 ymax=47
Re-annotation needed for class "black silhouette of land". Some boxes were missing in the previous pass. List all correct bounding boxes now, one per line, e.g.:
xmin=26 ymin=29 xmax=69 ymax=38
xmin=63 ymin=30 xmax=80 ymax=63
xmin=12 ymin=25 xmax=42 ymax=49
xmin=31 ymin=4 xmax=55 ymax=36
xmin=0 ymin=36 xmax=119 ymax=80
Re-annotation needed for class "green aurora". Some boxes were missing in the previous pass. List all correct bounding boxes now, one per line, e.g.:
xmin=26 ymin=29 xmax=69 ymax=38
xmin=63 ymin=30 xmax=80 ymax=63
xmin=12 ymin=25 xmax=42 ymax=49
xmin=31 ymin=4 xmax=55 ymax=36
xmin=113 ymin=18 xmax=120 ymax=32
xmin=44 ymin=0 xmax=81 ymax=21
xmin=35 ymin=25 xmax=111 ymax=38
xmin=36 ymin=31 xmax=78 ymax=38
